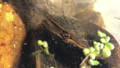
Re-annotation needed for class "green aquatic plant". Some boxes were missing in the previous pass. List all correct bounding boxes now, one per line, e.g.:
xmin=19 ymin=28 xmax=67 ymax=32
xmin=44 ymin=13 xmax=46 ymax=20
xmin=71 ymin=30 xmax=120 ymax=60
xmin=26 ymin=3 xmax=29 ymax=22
xmin=81 ymin=30 xmax=115 ymax=68
xmin=38 ymin=40 xmax=50 ymax=55
xmin=33 ymin=40 xmax=50 ymax=55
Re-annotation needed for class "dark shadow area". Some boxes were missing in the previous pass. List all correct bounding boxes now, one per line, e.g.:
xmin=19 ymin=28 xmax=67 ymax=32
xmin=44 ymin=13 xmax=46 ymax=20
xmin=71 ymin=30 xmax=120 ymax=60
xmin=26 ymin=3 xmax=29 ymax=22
xmin=18 ymin=31 xmax=36 ymax=68
xmin=24 ymin=27 xmax=85 ymax=68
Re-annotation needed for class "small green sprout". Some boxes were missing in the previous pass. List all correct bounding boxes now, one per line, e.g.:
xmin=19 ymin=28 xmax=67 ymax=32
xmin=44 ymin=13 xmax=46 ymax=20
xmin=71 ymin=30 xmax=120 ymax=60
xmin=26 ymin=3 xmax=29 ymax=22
xmin=44 ymin=48 xmax=50 ymax=55
xmin=90 ymin=53 xmax=96 ymax=59
xmin=38 ymin=40 xmax=44 ymax=46
xmin=100 ymin=43 xmax=104 ymax=49
xmin=100 ymin=38 xmax=106 ymax=43
xmin=93 ymin=41 xmax=100 ymax=51
xmin=88 ymin=59 xmax=100 ymax=66
xmin=100 ymin=36 xmax=111 ymax=43
xmin=89 ymin=47 xmax=95 ymax=52
xmin=81 ymin=30 xmax=115 ymax=67
xmin=83 ymin=48 xmax=90 ymax=55
xmin=102 ymin=47 xmax=111 ymax=58
xmin=37 ymin=40 xmax=50 ymax=55
xmin=105 ymin=42 xmax=115 ymax=50
xmin=97 ymin=30 xmax=106 ymax=38
xmin=93 ymin=41 xmax=100 ymax=46
xmin=92 ymin=51 xmax=100 ymax=56
xmin=42 ymin=41 xmax=48 ymax=48
xmin=105 ymin=36 xmax=110 ymax=42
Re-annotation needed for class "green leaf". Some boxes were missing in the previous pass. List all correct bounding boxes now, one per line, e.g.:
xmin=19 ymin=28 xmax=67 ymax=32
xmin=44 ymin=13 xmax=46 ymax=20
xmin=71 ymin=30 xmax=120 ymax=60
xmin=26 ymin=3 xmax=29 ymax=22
xmin=105 ymin=36 xmax=110 ymax=42
xmin=105 ymin=42 xmax=115 ymax=50
xmin=102 ymin=47 xmax=111 ymax=58
xmin=44 ymin=48 xmax=50 ymax=55
xmin=83 ymin=48 xmax=90 ymax=55
xmin=37 ymin=40 xmax=50 ymax=55
xmin=38 ymin=40 xmax=44 ymax=46
xmin=93 ymin=41 xmax=100 ymax=51
xmin=89 ymin=47 xmax=95 ymax=52
xmin=97 ymin=30 xmax=106 ymax=38
xmin=94 ymin=45 xmax=100 ymax=51
xmin=90 ymin=53 xmax=96 ymax=59
xmin=93 ymin=60 xmax=100 ymax=66
xmin=100 ymin=38 xmax=106 ymax=43
xmin=93 ymin=51 xmax=100 ymax=56
xmin=93 ymin=41 xmax=100 ymax=46
xmin=100 ymin=43 xmax=104 ymax=49
xmin=88 ymin=59 xmax=100 ymax=66
xmin=43 ymin=41 xmax=48 ymax=48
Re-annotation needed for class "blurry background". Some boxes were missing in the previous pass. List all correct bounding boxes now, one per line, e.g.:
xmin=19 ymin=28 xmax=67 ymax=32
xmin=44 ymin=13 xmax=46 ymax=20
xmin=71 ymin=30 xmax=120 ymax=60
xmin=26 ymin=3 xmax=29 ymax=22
xmin=94 ymin=0 xmax=120 ymax=44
